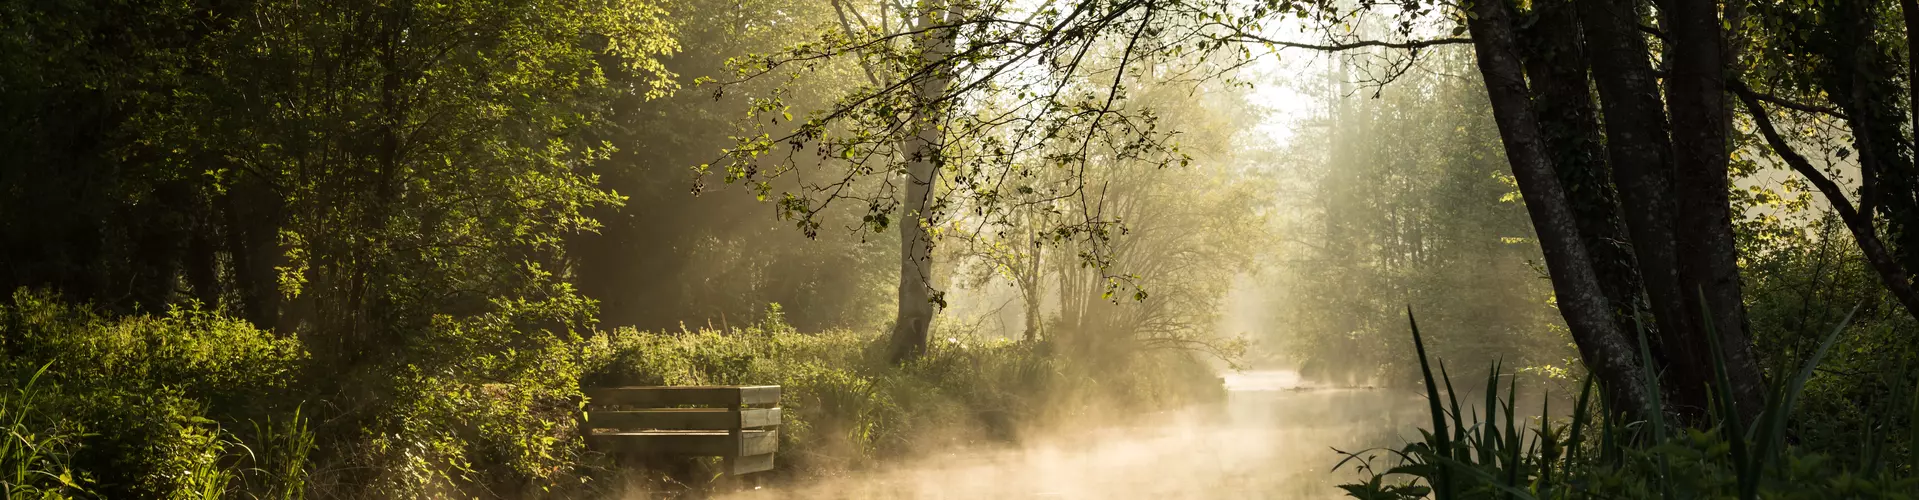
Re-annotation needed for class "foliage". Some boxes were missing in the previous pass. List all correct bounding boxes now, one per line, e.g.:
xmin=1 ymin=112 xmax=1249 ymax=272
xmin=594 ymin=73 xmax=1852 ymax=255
xmin=1269 ymin=46 xmax=1567 ymax=385
xmin=0 ymin=289 xmax=305 ymax=498
xmin=581 ymin=305 xmax=1225 ymax=484
xmin=575 ymin=0 xmax=898 ymax=334
xmin=945 ymin=57 xmax=1270 ymax=360
xmin=0 ymin=289 xmax=1219 ymax=498
xmin=0 ymin=363 xmax=88 ymax=499
xmin=1338 ymin=309 xmax=1919 ymax=500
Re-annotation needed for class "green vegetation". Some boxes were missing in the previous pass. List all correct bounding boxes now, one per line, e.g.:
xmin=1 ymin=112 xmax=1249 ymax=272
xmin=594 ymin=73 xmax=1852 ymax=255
xmin=584 ymin=306 xmax=1222 ymax=481
xmin=3 ymin=0 xmax=1244 ymax=495
xmin=1267 ymin=45 xmax=1568 ymax=385
xmin=0 ymin=291 xmax=1218 ymax=498
xmin=8 ymin=0 xmax=1919 ymax=496
xmin=1339 ymin=308 xmax=1918 ymax=499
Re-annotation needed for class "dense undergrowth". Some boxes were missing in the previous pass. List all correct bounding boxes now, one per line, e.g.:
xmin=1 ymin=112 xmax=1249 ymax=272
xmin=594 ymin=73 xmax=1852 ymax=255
xmin=1338 ymin=310 xmax=1919 ymax=499
xmin=0 ymin=290 xmax=1221 ymax=499
xmin=583 ymin=304 xmax=1223 ymax=481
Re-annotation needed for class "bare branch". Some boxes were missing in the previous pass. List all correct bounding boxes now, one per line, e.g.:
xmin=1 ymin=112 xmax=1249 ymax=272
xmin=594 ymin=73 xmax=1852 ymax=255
xmin=1212 ymin=29 xmax=1472 ymax=52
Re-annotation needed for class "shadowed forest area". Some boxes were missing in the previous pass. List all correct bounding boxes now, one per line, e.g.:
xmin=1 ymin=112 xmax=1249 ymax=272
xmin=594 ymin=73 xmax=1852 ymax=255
xmin=4 ymin=0 xmax=1919 ymax=498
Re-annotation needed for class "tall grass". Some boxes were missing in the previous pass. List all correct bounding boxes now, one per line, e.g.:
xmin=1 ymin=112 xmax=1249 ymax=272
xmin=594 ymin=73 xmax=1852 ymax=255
xmin=245 ymin=406 xmax=314 ymax=500
xmin=1337 ymin=306 xmax=1917 ymax=499
xmin=0 ymin=363 xmax=87 ymax=499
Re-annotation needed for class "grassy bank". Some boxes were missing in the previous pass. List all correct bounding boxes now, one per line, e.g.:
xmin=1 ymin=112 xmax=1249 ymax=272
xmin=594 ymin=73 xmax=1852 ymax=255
xmin=0 ymin=292 xmax=1223 ymax=498
xmin=582 ymin=306 xmax=1225 ymax=483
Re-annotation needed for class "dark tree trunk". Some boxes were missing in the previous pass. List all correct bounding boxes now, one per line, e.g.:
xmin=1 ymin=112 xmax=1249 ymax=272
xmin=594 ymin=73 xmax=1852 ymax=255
xmin=128 ymin=181 xmax=195 ymax=314
xmin=1907 ymin=0 xmax=1919 ymax=146
xmin=185 ymin=207 xmax=223 ymax=308
xmin=1665 ymin=0 xmax=1767 ymax=420
xmin=224 ymin=181 xmax=284 ymax=332
xmin=1465 ymin=0 xmax=1657 ymax=420
xmin=1518 ymin=0 xmax=1649 ymax=353
xmin=1577 ymin=0 xmax=1712 ymax=416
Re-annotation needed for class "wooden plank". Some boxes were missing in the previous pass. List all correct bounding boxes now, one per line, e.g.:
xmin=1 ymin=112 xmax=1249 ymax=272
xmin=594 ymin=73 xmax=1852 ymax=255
xmin=728 ymin=453 xmax=776 ymax=474
xmin=585 ymin=429 xmax=779 ymax=456
xmin=741 ymin=407 xmax=781 ymax=428
xmin=739 ymin=429 xmax=778 ymax=455
xmin=587 ymin=408 xmax=780 ymax=430
xmin=583 ymin=386 xmax=781 ymax=408
xmin=737 ymin=385 xmax=781 ymax=407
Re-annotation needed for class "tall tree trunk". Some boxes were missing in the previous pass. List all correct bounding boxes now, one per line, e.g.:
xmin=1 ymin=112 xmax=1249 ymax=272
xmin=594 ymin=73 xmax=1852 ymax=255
xmin=1022 ymin=286 xmax=1040 ymax=342
xmin=1906 ymin=0 xmax=1919 ymax=147
xmin=185 ymin=208 xmax=222 ymax=308
xmin=224 ymin=180 xmax=284 ymax=331
xmin=1519 ymin=0 xmax=1649 ymax=353
xmin=1465 ymin=0 xmax=1657 ymax=420
xmin=1577 ymin=0 xmax=1713 ymax=417
xmin=1021 ymin=232 xmax=1042 ymax=342
xmin=888 ymin=1 xmax=960 ymax=363
xmin=1666 ymin=0 xmax=1767 ymax=420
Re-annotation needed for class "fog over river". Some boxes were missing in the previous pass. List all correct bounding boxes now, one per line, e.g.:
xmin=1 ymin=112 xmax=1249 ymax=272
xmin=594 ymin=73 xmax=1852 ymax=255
xmin=725 ymin=370 xmax=1429 ymax=499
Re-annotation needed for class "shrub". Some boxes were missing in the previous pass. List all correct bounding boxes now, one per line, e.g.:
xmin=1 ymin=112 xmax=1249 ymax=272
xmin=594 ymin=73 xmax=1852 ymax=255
xmin=580 ymin=305 xmax=1224 ymax=486
xmin=0 ymin=288 xmax=305 ymax=498
xmin=1336 ymin=309 xmax=1919 ymax=500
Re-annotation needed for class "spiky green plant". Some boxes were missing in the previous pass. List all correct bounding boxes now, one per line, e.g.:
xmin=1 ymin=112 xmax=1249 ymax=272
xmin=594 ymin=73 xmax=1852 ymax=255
xmin=1335 ymin=306 xmax=1919 ymax=499
xmin=0 ymin=362 xmax=89 ymax=499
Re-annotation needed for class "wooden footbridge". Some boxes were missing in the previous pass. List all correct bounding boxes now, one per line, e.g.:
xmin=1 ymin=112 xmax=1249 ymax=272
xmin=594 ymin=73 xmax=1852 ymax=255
xmin=582 ymin=385 xmax=782 ymax=474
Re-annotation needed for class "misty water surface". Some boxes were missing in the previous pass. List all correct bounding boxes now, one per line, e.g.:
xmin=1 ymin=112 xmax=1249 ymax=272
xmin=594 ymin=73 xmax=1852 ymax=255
xmin=726 ymin=370 xmax=1428 ymax=499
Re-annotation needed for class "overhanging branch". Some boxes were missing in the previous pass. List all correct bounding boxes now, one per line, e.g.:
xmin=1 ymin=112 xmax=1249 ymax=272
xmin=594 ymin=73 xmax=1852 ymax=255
xmin=1212 ymin=30 xmax=1472 ymax=52
xmin=1734 ymin=79 xmax=1919 ymax=319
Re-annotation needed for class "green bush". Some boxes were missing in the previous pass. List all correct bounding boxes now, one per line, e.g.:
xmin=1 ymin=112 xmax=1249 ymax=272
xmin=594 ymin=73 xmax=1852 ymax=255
xmin=581 ymin=305 xmax=1224 ymax=483
xmin=0 ymin=292 xmax=1223 ymax=498
xmin=311 ymin=292 xmax=601 ymax=499
xmin=0 ymin=289 xmax=307 ymax=498
xmin=1337 ymin=310 xmax=1919 ymax=500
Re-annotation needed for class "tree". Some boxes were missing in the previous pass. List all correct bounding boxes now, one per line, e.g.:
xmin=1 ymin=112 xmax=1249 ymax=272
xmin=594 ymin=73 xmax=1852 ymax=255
xmin=0 ymin=0 xmax=680 ymax=493
xmin=1735 ymin=0 xmax=1919 ymax=322
xmin=572 ymin=0 xmax=898 ymax=333
xmin=1461 ymin=0 xmax=1660 ymax=418
xmin=705 ymin=0 xmax=1220 ymax=361
xmin=1271 ymin=45 xmax=1568 ymax=385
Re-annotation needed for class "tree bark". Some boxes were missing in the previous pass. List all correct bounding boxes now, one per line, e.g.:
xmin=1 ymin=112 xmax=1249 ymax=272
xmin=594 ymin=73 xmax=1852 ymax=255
xmin=1021 ymin=231 xmax=1042 ymax=342
xmin=1665 ymin=0 xmax=1767 ymax=420
xmin=1022 ymin=287 xmax=1041 ymax=342
xmin=1519 ymin=0 xmax=1649 ymax=354
xmin=1906 ymin=0 xmax=1919 ymax=182
xmin=224 ymin=180 xmax=284 ymax=332
xmin=1576 ymin=0 xmax=1713 ymax=414
xmin=1465 ymin=0 xmax=1657 ymax=420
xmin=888 ymin=1 xmax=960 ymax=363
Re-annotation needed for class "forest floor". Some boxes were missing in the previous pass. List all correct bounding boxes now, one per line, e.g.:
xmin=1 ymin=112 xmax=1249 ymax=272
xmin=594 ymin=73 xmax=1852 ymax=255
xmin=721 ymin=371 xmax=1427 ymax=500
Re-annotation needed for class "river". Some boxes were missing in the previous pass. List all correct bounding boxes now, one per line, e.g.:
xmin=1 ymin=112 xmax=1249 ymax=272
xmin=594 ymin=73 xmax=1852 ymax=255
xmin=723 ymin=370 xmax=1429 ymax=499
